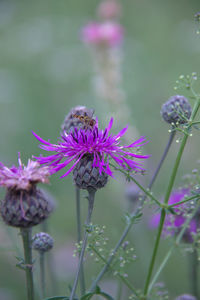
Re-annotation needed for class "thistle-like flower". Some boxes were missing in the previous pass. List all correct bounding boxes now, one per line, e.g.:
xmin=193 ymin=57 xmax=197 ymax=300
xmin=0 ymin=154 xmax=53 ymax=228
xmin=32 ymin=232 xmax=54 ymax=253
xmin=33 ymin=118 xmax=149 ymax=180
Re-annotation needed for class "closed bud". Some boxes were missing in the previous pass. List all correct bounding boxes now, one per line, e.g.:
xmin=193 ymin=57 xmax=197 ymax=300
xmin=61 ymin=106 xmax=95 ymax=134
xmin=161 ymin=95 xmax=192 ymax=125
xmin=73 ymin=155 xmax=108 ymax=191
xmin=32 ymin=232 xmax=54 ymax=252
xmin=0 ymin=187 xmax=52 ymax=228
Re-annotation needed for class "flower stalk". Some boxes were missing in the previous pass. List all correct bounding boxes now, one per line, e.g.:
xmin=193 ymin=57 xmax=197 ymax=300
xmin=143 ymin=97 xmax=200 ymax=299
xmin=69 ymin=188 xmax=96 ymax=300
xmin=75 ymin=187 xmax=86 ymax=295
xmin=20 ymin=228 xmax=34 ymax=300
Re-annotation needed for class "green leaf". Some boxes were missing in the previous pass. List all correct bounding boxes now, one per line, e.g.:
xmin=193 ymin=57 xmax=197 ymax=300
xmin=80 ymin=286 xmax=115 ymax=300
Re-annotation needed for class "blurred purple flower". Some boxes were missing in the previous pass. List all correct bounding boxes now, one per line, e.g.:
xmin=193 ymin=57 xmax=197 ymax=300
xmin=150 ymin=189 xmax=197 ymax=242
xmin=0 ymin=153 xmax=50 ymax=191
xmin=33 ymin=118 xmax=149 ymax=178
xmin=81 ymin=21 xmax=123 ymax=46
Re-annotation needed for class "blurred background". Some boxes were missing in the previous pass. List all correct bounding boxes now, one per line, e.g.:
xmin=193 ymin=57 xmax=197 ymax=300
xmin=0 ymin=0 xmax=200 ymax=299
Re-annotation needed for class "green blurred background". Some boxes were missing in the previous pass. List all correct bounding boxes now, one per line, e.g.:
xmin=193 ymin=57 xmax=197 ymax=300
xmin=0 ymin=0 xmax=200 ymax=299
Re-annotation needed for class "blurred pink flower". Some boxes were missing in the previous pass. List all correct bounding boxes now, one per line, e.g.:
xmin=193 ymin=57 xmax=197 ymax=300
xmin=81 ymin=21 xmax=123 ymax=47
xmin=150 ymin=189 xmax=197 ymax=242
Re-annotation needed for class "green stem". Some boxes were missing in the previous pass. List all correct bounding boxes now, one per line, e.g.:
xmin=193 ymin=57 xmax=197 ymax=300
xmin=143 ymin=98 xmax=200 ymax=299
xmin=40 ymin=252 xmax=45 ymax=298
xmin=148 ymin=202 xmax=200 ymax=293
xmin=168 ymin=194 xmax=200 ymax=207
xmin=75 ymin=187 xmax=86 ymax=296
xmin=143 ymin=209 xmax=166 ymax=296
xmin=70 ymin=188 xmax=96 ymax=300
xmin=20 ymin=228 xmax=34 ymax=300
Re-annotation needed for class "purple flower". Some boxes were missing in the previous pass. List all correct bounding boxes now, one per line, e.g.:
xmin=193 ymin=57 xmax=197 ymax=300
xmin=81 ymin=21 xmax=123 ymax=46
xmin=32 ymin=118 xmax=149 ymax=178
xmin=150 ymin=189 xmax=197 ymax=242
xmin=0 ymin=153 xmax=50 ymax=191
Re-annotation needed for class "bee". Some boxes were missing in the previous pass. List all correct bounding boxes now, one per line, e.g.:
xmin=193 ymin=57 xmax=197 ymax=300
xmin=72 ymin=114 xmax=96 ymax=129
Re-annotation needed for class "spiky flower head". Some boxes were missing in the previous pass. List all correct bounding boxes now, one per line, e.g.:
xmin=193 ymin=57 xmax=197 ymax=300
xmin=175 ymin=295 xmax=197 ymax=300
xmin=0 ymin=154 xmax=50 ymax=191
xmin=150 ymin=189 xmax=198 ymax=242
xmin=81 ymin=21 xmax=123 ymax=47
xmin=33 ymin=118 xmax=149 ymax=186
xmin=61 ymin=106 xmax=95 ymax=135
xmin=0 ymin=154 xmax=52 ymax=228
xmin=32 ymin=232 xmax=54 ymax=252
xmin=161 ymin=95 xmax=192 ymax=125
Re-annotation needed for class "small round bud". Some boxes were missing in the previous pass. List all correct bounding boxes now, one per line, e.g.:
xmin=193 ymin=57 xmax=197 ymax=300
xmin=73 ymin=155 xmax=108 ymax=191
xmin=61 ymin=106 xmax=95 ymax=135
xmin=161 ymin=95 xmax=192 ymax=125
xmin=0 ymin=187 xmax=53 ymax=228
xmin=32 ymin=232 xmax=54 ymax=252
xmin=175 ymin=295 xmax=197 ymax=300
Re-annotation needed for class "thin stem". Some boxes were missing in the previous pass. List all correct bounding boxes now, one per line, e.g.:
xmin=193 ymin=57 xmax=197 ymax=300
xmin=69 ymin=188 xmax=96 ymax=300
xmin=168 ymin=194 xmax=200 ymax=208
xmin=143 ymin=209 xmax=166 ymax=296
xmin=75 ymin=187 xmax=85 ymax=295
xmin=148 ymin=203 xmax=200 ymax=293
xmin=116 ymin=280 xmax=123 ymax=300
xmin=20 ymin=228 xmax=34 ymax=300
xmin=143 ymin=98 xmax=200 ymax=298
xmin=89 ymin=132 xmax=175 ymax=292
xmin=40 ymin=252 xmax=45 ymax=298
xmin=189 ymin=249 xmax=199 ymax=298
xmin=148 ymin=130 xmax=176 ymax=190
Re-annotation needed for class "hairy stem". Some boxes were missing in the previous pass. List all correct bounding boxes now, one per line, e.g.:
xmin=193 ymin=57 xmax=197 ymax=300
xmin=20 ymin=228 xmax=34 ymax=300
xmin=75 ymin=187 xmax=85 ymax=295
xmin=70 ymin=188 xmax=96 ymax=300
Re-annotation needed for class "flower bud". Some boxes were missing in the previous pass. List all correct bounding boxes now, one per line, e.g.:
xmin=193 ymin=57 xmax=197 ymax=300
xmin=61 ymin=106 xmax=95 ymax=134
xmin=161 ymin=95 xmax=192 ymax=125
xmin=32 ymin=232 xmax=54 ymax=252
xmin=73 ymin=155 xmax=108 ymax=191
xmin=0 ymin=187 xmax=53 ymax=228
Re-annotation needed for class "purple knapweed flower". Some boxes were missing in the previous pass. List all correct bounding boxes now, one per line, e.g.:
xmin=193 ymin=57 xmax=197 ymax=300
xmin=32 ymin=118 xmax=149 ymax=178
xmin=0 ymin=154 xmax=50 ymax=191
xmin=150 ymin=189 xmax=197 ymax=242
xmin=81 ymin=21 xmax=123 ymax=47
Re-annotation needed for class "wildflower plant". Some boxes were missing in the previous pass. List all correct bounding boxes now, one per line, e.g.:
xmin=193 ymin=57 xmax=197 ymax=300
xmin=1 ymin=4 xmax=200 ymax=300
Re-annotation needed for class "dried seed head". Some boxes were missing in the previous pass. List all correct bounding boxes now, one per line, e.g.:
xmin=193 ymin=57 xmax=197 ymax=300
xmin=161 ymin=95 xmax=192 ymax=125
xmin=73 ymin=155 xmax=108 ymax=191
xmin=175 ymin=295 xmax=197 ymax=300
xmin=32 ymin=232 xmax=54 ymax=252
xmin=61 ymin=106 xmax=95 ymax=134
xmin=0 ymin=187 xmax=53 ymax=228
